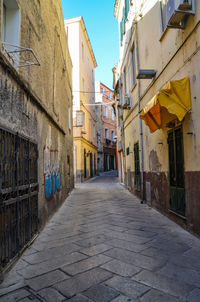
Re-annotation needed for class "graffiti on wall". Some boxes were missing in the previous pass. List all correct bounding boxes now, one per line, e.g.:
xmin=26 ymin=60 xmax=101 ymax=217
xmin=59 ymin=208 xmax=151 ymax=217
xmin=44 ymin=146 xmax=61 ymax=200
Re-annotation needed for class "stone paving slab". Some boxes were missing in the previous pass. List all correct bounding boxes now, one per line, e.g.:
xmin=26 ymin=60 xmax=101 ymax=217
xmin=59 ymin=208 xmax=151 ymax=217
xmin=157 ymin=262 xmax=200 ymax=287
xmin=104 ymin=248 xmax=166 ymax=271
xmin=1 ymin=175 xmax=200 ymax=302
xmin=0 ymin=287 xmax=46 ymax=302
xmin=17 ymin=252 xmax=87 ymax=279
xmin=65 ymin=294 xmax=94 ymax=301
xmin=101 ymin=259 xmax=141 ymax=277
xmin=140 ymin=289 xmax=180 ymax=302
xmin=54 ymin=268 xmax=112 ymax=298
xmin=110 ymin=296 xmax=138 ymax=302
xmin=132 ymin=270 xmax=194 ymax=298
xmin=38 ymin=287 xmax=65 ymax=302
xmin=81 ymin=243 xmax=112 ymax=256
xmin=61 ymin=254 xmax=112 ymax=276
xmin=23 ymin=243 xmax=81 ymax=265
xmin=25 ymin=269 xmax=69 ymax=291
xmin=105 ymin=276 xmax=150 ymax=300
xmin=82 ymin=284 xmax=119 ymax=302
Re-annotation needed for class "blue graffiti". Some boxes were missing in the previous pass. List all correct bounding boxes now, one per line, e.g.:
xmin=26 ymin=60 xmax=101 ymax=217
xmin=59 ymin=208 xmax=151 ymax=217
xmin=45 ymin=173 xmax=52 ymax=199
xmin=44 ymin=170 xmax=61 ymax=200
xmin=56 ymin=171 xmax=61 ymax=191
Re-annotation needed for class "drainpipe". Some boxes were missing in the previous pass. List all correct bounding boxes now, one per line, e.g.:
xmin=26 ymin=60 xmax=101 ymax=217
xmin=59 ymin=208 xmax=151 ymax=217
xmin=135 ymin=22 xmax=145 ymax=203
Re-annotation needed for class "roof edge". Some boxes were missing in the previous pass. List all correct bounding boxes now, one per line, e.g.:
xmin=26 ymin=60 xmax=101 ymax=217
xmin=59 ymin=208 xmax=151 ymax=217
xmin=64 ymin=16 xmax=97 ymax=68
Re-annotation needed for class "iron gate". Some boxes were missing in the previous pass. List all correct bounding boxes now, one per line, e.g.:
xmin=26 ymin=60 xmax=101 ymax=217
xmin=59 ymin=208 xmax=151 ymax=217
xmin=0 ymin=127 xmax=38 ymax=271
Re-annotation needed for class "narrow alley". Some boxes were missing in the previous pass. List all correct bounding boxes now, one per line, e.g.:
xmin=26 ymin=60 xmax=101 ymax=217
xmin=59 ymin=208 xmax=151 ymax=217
xmin=0 ymin=175 xmax=200 ymax=302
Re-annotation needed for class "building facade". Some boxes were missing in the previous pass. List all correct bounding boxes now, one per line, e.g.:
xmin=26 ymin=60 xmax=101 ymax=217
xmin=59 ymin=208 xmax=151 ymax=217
xmin=95 ymin=81 xmax=117 ymax=173
xmin=65 ymin=17 xmax=98 ymax=183
xmin=0 ymin=0 xmax=73 ymax=274
xmin=114 ymin=0 xmax=200 ymax=235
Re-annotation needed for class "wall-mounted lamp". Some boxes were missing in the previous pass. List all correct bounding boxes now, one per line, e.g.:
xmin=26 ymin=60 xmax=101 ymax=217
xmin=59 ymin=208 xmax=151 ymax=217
xmin=136 ymin=69 xmax=156 ymax=79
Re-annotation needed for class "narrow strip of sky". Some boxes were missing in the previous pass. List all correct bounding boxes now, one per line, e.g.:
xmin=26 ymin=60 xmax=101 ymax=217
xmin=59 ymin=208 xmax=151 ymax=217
xmin=61 ymin=0 xmax=119 ymax=90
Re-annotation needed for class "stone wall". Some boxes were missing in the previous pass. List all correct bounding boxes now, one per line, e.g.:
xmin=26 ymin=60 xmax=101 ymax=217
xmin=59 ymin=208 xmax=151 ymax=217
xmin=0 ymin=0 xmax=74 ymax=229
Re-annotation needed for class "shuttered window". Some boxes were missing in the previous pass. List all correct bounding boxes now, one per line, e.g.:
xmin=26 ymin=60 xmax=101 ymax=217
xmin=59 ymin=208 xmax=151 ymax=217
xmin=125 ymin=0 xmax=130 ymax=20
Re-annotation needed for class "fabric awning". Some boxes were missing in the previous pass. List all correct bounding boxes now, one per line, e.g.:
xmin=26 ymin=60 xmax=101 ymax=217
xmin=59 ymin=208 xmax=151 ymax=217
xmin=140 ymin=77 xmax=191 ymax=133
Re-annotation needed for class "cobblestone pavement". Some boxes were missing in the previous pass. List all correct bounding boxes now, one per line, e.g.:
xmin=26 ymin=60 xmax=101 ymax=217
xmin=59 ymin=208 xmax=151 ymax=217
xmin=1 ymin=175 xmax=200 ymax=302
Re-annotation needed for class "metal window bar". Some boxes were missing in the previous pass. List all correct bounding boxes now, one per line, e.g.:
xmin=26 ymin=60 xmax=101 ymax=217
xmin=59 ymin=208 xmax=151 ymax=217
xmin=0 ymin=128 xmax=38 ymax=271
xmin=1 ymin=42 xmax=40 ymax=68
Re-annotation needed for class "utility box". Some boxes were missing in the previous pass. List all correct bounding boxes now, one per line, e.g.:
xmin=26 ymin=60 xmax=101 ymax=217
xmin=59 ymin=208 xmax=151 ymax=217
xmin=166 ymin=0 xmax=195 ymax=28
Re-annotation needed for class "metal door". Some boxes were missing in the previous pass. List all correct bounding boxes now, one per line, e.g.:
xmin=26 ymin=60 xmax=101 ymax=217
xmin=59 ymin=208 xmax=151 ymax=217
xmin=0 ymin=127 xmax=38 ymax=271
xmin=90 ymin=153 xmax=93 ymax=177
xmin=168 ymin=127 xmax=185 ymax=216
xmin=134 ymin=143 xmax=140 ymax=190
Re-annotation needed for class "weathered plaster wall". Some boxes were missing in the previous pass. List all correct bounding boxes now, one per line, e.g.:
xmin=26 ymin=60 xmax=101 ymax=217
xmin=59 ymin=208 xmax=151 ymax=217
xmin=116 ymin=0 xmax=200 ymax=235
xmin=0 ymin=0 xmax=74 ymax=229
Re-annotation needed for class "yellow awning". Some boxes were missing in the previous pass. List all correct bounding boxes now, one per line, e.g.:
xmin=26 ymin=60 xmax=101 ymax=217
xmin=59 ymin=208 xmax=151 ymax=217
xmin=140 ymin=77 xmax=191 ymax=133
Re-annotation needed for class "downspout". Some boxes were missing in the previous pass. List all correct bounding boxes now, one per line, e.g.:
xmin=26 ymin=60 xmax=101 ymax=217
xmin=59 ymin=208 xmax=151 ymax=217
xmin=135 ymin=22 xmax=145 ymax=203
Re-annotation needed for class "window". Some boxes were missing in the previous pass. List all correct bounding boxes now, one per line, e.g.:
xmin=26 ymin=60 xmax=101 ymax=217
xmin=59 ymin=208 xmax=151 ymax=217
xmin=109 ymin=92 xmax=112 ymax=99
xmin=160 ymin=0 xmax=167 ymax=33
xmin=101 ymin=87 xmax=105 ymax=95
xmin=82 ymin=78 xmax=85 ymax=92
xmin=124 ymin=68 xmax=127 ymax=95
xmin=131 ymin=47 xmax=136 ymax=88
xmin=120 ymin=7 xmax=125 ymax=44
xmin=120 ymin=1 xmax=129 ymax=45
xmin=104 ymin=106 xmax=108 ymax=118
xmin=125 ymin=0 xmax=130 ymax=20
xmin=82 ymin=43 xmax=84 ymax=60
xmin=126 ymin=147 xmax=130 ymax=156
xmin=111 ymin=108 xmax=115 ymax=120
xmin=111 ymin=130 xmax=115 ymax=141
xmin=105 ymin=129 xmax=109 ymax=139
xmin=3 ymin=0 xmax=20 ymax=46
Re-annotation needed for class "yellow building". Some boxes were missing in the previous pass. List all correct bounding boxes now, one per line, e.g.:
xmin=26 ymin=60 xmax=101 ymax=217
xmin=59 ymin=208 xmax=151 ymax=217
xmin=114 ymin=0 xmax=200 ymax=235
xmin=65 ymin=17 xmax=98 ymax=182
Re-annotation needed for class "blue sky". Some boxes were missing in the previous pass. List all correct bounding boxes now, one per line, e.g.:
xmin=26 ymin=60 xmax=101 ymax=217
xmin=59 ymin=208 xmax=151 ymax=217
xmin=61 ymin=0 xmax=119 ymax=90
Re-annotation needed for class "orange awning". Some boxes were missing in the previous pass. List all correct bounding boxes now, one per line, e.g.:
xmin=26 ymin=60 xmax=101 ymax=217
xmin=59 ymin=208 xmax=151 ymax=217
xmin=140 ymin=77 xmax=191 ymax=133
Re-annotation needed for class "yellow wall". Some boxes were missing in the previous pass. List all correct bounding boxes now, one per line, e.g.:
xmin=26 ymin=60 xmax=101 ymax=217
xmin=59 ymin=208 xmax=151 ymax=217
xmin=65 ymin=17 xmax=97 ymax=182
xmin=74 ymin=138 xmax=97 ymax=182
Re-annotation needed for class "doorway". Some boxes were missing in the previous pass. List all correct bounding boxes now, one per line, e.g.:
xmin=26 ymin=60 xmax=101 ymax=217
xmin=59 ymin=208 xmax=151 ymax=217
xmin=168 ymin=126 xmax=185 ymax=216
xmin=90 ymin=152 xmax=93 ymax=177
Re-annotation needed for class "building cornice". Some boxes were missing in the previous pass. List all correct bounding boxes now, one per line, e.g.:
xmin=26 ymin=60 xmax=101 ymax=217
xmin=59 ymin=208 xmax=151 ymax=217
xmin=74 ymin=137 xmax=98 ymax=150
xmin=114 ymin=0 xmax=121 ymax=19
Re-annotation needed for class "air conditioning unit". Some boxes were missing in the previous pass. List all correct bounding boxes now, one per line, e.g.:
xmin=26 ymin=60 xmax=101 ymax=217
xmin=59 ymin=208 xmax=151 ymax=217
xmin=123 ymin=96 xmax=131 ymax=109
xmin=166 ymin=0 xmax=195 ymax=28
